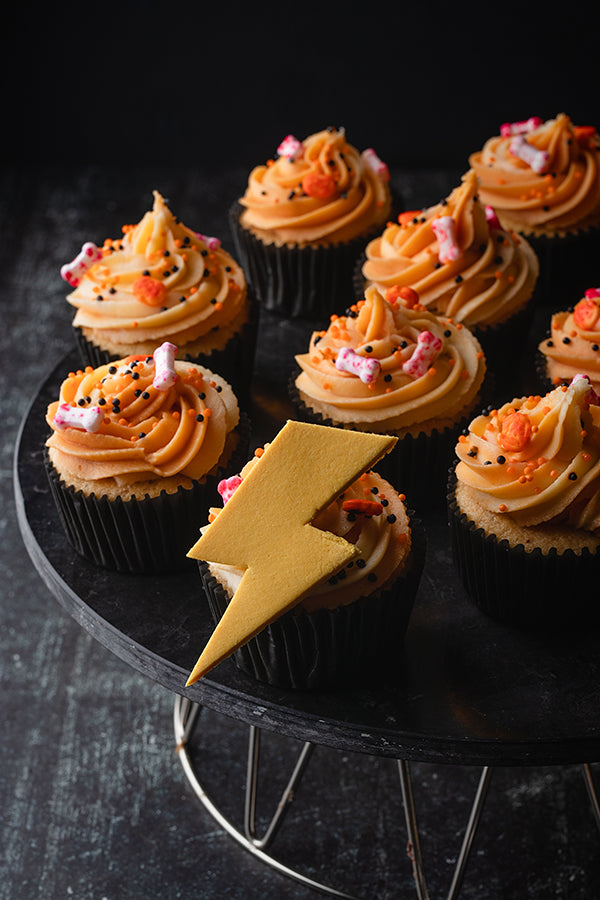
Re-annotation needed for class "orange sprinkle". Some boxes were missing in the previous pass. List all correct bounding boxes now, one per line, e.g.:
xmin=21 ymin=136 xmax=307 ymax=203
xmin=498 ymin=504 xmax=508 ymax=512
xmin=118 ymin=418 xmax=128 ymax=426
xmin=398 ymin=533 xmax=408 ymax=544
xmin=172 ymin=411 xmax=180 ymax=420
xmin=583 ymin=452 xmax=592 ymax=461
xmin=550 ymin=469 xmax=558 ymax=478
xmin=254 ymin=447 xmax=265 ymax=458
xmin=203 ymin=408 xmax=212 ymax=417
xmin=342 ymin=498 xmax=383 ymax=516
xmin=302 ymin=171 xmax=337 ymax=199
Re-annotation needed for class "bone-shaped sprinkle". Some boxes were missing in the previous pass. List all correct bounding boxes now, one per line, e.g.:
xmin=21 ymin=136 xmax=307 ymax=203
xmin=509 ymin=135 xmax=550 ymax=174
xmin=573 ymin=373 xmax=600 ymax=406
xmin=402 ymin=331 xmax=443 ymax=378
xmin=431 ymin=216 xmax=461 ymax=264
xmin=60 ymin=242 xmax=103 ymax=287
xmin=195 ymin=232 xmax=221 ymax=250
xmin=277 ymin=134 xmax=303 ymax=161
xmin=335 ymin=347 xmax=381 ymax=384
xmin=485 ymin=205 xmax=501 ymax=230
xmin=362 ymin=148 xmax=390 ymax=181
xmin=500 ymin=117 xmax=542 ymax=137
xmin=153 ymin=341 xmax=178 ymax=390
xmin=53 ymin=401 xmax=104 ymax=432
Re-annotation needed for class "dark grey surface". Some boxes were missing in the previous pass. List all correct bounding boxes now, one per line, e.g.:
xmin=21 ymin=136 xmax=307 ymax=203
xmin=3 ymin=166 xmax=600 ymax=899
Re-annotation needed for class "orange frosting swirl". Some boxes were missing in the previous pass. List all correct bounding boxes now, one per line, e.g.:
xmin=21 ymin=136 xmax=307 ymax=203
xmin=294 ymin=285 xmax=486 ymax=432
xmin=455 ymin=378 xmax=600 ymax=530
xmin=539 ymin=291 xmax=600 ymax=390
xmin=66 ymin=191 xmax=248 ymax=354
xmin=46 ymin=354 xmax=240 ymax=488
xmin=238 ymin=127 xmax=391 ymax=246
xmin=361 ymin=170 xmax=539 ymax=328
xmin=468 ymin=114 xmax=600 ymax=235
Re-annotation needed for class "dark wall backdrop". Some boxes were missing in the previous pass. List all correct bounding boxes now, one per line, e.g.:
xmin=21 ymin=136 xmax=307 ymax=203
xmin=3 ymin=2 xmax=599 ymax=173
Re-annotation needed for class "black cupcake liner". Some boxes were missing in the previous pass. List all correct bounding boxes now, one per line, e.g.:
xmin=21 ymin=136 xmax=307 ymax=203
xmin=72 ymin=292 xmax=259 ymax=409
xmin=525 ymin=225 xmax=600 ymax=309
xmin=229 ymin=201 xmax=398 ymax=320
xmin=288 ymin=373 xmax=484 ymax=510
xmin=43 ymin=413 xmax=251 ymax=575
xmin=197 ymin=512 xmax=426 ymax=690
xmin=447 ymin=466 xmax=600 ymax=628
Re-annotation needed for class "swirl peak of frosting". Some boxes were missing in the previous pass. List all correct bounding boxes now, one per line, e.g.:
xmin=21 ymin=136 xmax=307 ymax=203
xmin=539 ymin=288 xmax=600 ymax=391
xmin=468 ymin=113 xmax=600 ymax=234
xmin=455 ymin=377 xmax=600 ymax=530
xmin=46 ymin=347 xmax=240 ymax=487
xmin=295 ymin=284 xmax=486 ymax=432
xmin=362 ymin=170 xmax=538 ymax=328
xmin=64 ymin=191 xmax=247 ymax=353
xmin=238 ymin=127 xmax=391 ymax=246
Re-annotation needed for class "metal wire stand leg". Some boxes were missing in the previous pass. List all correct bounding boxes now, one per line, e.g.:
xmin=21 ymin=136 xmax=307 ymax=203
xmin=173 ymin=696 xmax=363 ymax=899
xmin=582 ymin=763 xmax=600 ymax=834
xmin=397 ymin=761 xmax=493 ymax=900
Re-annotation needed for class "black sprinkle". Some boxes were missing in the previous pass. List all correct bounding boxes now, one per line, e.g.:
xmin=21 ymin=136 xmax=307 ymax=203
xmin=569 ymin=472 xmax=578 ymax=480
xmin=496 ymin=455 xmax=506 ymax=464
xmin=386 ymin=514 xmax=396 ymax=524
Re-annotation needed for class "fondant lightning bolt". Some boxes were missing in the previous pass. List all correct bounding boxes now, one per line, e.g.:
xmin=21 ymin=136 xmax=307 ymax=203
xmin=185 ymin=420 xmax=397 ymax=685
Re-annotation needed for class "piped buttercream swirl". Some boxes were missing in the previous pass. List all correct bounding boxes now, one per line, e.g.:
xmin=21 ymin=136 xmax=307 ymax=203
xmin=468 ymin=114 xmax=600 ymax=235
xmin=66 ymin=191 xmax=248 ymax=354
xmin=46 ymin=351 xmax=239 ymax=488
xmin=455 ymin=377 xmax=600 ymax=530
xmin=238 ymin=127 xmax=391 ymax=246
xmin=539 ymin=290 xmax=600 ymax=390
xmin=295 ymin=285 xmax=486 ymax=432
xmin=361 ymin=171 xmax=539 ymax=328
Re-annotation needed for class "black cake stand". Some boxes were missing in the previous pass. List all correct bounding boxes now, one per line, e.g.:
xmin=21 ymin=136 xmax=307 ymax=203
xmin=14 ymin=322 xmax=600 ymax=900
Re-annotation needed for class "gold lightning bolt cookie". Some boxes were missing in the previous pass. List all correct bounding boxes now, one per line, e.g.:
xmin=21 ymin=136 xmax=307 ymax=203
xmin=186 ymin=420 xmax=397 ymax=684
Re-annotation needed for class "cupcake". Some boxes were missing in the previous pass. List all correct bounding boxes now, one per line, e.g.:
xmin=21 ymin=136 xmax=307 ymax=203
xmin=357 ymin=170 xmax=539 ymax=387
xmin=229 ymin=126 xmax=393 ymax=318
xmin=448 ymin=376 xmax=600 ymax=627
xmin=290 ymin=284 xmax=487 ymax=508
xmin=537 ymin=286 xmax=600 ymax=391
xmin=44 ymin=343 xmax=249 ymax=574
xmin=468 ymin=114 xmax=600 ymax=303
xmin=61 ymin=190 xmax=257 ymax=404
xmin=186 ymin=420 xmax=425 ymax=690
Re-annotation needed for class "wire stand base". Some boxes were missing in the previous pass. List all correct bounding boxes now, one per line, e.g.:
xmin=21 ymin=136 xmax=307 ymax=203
xmin=173 ymin=696 xmax=600 ymax=900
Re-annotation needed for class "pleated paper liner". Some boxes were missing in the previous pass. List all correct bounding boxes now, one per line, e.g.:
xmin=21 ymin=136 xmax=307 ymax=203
xmin=288 ymin=373 xmax=490 ymax=511
xmin=43 ymin=413 xmax=251 ymax=575
xmin=197 ymin=512 xmax=425 ymax=690
xmin=447 ymin=466 xmax=600 ymax=629
xmin=228 ymin=199 xmax=402 ymax=320
xmin=524 ymin=223 xmax=600 ymax=310
xmin=72 ymin=292 xmax=259 ymax=409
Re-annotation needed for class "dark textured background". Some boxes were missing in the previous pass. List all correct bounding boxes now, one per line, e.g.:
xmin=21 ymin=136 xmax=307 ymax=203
xmin=3 ymin=4 xmax=600 ymax=899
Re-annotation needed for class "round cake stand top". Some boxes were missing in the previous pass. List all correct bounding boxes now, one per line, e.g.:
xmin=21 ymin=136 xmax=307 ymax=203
xmin=15 ymin=351 xmax=600 ymax=767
